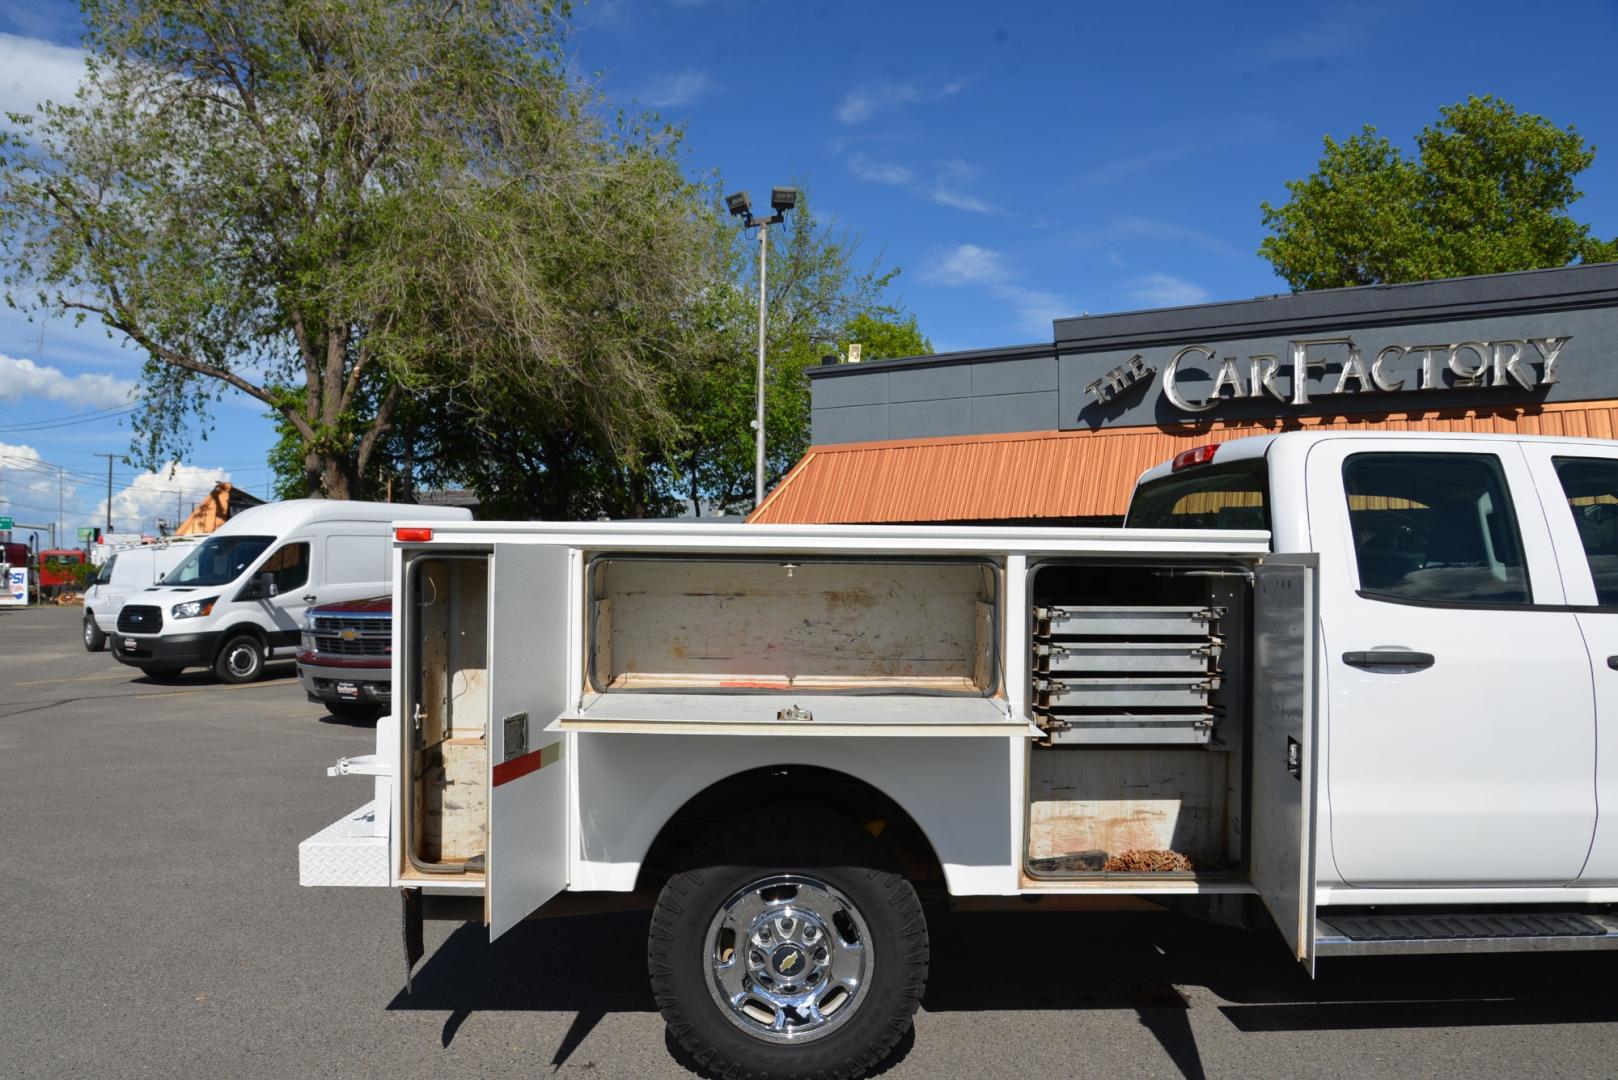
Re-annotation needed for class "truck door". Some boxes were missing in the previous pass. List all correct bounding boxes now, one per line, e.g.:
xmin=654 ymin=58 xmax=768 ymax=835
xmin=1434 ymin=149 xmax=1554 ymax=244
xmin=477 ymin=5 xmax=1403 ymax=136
xmin=1521 ymin=444 xmax=1618 ymax=883
xmin=487 ymin=542 xmax=571 ymax=939
xmin=1305 ymin=439 xmax=1595 ymax=886
xmin=1251 ymin=555 xmax=1319 ymax=971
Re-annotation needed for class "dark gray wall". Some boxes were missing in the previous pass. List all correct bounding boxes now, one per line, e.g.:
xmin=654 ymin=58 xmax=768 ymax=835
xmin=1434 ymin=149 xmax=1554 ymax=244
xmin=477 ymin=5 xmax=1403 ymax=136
xmin=808 ymin=263 xmax=1618 ymax=445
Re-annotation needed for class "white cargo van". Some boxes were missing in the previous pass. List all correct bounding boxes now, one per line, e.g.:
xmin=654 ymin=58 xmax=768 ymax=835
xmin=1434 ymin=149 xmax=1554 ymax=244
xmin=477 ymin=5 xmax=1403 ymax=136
xmin=82 ymin=539 xmax=201 ymax=651
xmin=112 ymin=499 xmax=470 ymax=682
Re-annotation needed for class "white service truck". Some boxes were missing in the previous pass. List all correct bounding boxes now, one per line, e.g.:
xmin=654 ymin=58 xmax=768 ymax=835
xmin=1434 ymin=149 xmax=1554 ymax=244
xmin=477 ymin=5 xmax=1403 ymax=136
xmin=301 ymin=430 xmax=1618 ymax=1079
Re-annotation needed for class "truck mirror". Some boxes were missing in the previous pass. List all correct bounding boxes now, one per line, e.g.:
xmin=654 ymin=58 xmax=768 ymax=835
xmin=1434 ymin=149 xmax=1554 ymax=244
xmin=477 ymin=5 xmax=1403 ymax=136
xmin=254 ymin=572 xmax=276 ymax=599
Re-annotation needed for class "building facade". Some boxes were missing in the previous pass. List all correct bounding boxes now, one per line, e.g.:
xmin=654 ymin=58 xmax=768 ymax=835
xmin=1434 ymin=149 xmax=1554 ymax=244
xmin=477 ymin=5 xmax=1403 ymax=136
xmin=751 ymin=262 xmax=1618 ymax=525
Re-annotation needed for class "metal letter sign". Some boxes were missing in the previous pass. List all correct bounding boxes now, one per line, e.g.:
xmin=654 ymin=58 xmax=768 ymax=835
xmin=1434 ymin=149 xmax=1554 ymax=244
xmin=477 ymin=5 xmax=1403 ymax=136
xmin=1158 ymin=334 xmax=1568 ymax=414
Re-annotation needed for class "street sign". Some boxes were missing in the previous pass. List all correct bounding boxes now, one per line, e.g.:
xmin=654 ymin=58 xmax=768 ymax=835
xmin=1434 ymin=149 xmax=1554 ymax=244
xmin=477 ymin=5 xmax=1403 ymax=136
xmin=77 ymin=526 xmax=95 ymax=541
xmin=0 ymin=516 xmax=11 ymax=530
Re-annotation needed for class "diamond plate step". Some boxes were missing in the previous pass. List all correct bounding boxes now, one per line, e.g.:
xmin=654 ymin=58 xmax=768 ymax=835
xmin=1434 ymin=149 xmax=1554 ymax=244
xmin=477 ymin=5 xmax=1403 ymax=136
xmin=1316 ymin=911 xmax=1618 ymax=956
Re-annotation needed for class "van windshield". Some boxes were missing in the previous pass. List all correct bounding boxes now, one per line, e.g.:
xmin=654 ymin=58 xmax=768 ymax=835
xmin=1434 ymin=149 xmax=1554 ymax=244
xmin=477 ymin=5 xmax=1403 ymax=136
xmin=1126 ymin=460 xmax=1270 ymax=530
xmin=163 ymin=535 xmax=273 ymax=586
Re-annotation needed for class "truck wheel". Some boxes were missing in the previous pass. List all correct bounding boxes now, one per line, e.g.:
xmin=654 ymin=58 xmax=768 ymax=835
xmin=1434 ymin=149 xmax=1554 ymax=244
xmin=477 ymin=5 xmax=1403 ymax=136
xmin=649 ymin=815 xmax=928 ymax=1080
xmin=326 ymin=701 xmax=385 ymax=722
xmin=83 ymin=614 xmax=108 ymax=652
xmin=215 ymin=634 xmax=265 ymax=683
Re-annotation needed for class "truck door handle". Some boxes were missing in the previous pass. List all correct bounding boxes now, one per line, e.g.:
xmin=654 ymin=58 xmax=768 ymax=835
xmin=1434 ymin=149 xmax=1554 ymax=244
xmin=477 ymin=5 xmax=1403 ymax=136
xmin=1343 ymin=650 xmax=1434 ymax=669
xmin=302 ymin=594 xmax=317 ymax=603
xmin=1606 ymin=657 xmax=1618 ymax=671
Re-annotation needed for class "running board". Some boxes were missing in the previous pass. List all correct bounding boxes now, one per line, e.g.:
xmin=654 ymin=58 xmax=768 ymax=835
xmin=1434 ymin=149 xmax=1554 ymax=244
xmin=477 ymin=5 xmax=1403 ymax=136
xmin=1316 ymin=912 xmax=1618 ymax=957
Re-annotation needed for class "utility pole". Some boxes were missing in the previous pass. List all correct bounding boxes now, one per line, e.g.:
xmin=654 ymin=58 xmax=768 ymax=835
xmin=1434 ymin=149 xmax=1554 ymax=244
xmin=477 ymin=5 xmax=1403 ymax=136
xmin=57 ymin=467 xmax=64 ymax=544
xmin=94 ymin=453 xmax=116 ymax=534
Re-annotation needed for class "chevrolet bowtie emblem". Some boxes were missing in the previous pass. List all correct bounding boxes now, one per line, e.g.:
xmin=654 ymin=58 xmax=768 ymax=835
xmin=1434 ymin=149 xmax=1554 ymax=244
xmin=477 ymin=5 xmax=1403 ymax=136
xmin=340 ymin=628 xmax=358 ymax=641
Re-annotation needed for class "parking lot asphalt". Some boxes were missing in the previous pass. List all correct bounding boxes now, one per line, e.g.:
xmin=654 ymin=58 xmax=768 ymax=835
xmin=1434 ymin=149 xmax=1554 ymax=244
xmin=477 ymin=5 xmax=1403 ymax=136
xmin=4 ymin=602 xmax=1618 ymax=1079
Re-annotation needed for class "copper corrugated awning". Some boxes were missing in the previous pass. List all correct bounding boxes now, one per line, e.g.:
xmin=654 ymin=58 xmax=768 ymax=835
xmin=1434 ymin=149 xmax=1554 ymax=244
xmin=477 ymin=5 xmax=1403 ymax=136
xmin=749 ymin=401 xmax=1618 ymax=525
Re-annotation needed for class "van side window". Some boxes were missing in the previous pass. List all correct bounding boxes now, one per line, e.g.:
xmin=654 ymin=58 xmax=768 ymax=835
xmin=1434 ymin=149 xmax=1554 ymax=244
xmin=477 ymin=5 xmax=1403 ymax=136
xmin=1551 ymin=457 xmax=1618 ymax=606
xmin=262 ymin=542 xmax=310 ymax=594
xmin=1342 ymin=452 xmax=1530 ymax=606
xmin=96 ymin=555 xmax=117 ymax=585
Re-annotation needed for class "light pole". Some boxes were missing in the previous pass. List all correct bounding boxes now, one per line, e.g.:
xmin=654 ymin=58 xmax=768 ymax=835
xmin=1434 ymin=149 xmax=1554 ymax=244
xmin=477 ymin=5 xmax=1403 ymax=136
xmin=726 ymin=186 xmax=796 ymax=507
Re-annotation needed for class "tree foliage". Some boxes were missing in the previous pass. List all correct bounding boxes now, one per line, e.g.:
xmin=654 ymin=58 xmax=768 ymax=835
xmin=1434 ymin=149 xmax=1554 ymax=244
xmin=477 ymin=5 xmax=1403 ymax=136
xmin=0 ymin=0 xmax=704 ymax=498
xmin=1260 ymin=96 xmax=1618 ymax=291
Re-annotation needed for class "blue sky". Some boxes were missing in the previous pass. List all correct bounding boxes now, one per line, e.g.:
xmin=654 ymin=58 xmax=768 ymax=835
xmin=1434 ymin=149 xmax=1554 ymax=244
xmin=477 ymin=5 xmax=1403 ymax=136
xmin=1 ymin=0 xmax=1615 ymax=537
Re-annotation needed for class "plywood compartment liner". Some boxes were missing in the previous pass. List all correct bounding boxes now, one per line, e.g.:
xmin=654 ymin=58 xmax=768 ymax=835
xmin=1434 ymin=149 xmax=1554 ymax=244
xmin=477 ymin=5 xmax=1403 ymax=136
xmin=1026 ymin=748 xmax=1241 ymax=875
xmin=411 ymin=557 xmax=489 ymax=867
xmin=590 ymin=558 xmax=998 ymax=694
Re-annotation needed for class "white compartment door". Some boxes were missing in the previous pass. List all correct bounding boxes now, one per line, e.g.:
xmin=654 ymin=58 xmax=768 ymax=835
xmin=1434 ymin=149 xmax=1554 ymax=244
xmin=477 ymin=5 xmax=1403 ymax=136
xmin=488 ymin=543 xmax=571 ymax=940
xmin=1250 ymin=554 xmax=1319 ymax=973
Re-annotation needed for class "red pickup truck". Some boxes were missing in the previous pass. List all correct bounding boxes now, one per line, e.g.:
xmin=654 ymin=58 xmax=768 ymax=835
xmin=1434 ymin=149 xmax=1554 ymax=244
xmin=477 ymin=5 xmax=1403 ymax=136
xmin=297 ymin=596 xmax=390 ymax=722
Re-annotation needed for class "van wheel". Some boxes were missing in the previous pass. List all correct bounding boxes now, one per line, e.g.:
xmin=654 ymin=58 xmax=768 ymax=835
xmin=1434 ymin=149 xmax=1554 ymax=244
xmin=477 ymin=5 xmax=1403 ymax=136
xmin=215 ymin=634 xmax=265 ymax=683
xmin=83 ymin=614 xmax=108 ymax=652
xmin=649 ymin=814 xmax=928 ymax=1080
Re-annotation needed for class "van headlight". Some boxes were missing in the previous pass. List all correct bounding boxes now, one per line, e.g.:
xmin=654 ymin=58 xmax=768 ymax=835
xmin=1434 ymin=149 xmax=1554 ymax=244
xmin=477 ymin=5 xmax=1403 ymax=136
xmin=172 ymin=597 xmax=217 ymax=619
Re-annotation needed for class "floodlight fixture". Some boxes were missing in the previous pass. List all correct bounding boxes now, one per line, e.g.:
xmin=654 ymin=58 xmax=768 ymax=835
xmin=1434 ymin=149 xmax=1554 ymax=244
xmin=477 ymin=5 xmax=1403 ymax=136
xmin=770 ymin=186 xmax=798 ymax=214
xmin=725 ymin=191 xmax=752 ymax=218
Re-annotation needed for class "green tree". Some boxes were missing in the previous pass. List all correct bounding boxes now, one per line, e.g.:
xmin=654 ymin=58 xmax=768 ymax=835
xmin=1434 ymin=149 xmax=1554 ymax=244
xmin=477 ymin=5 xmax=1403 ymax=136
xmin=1260 ymin=96 xmax=1618 ymax=291
xmin=1 ymin=0 xmax=704 ymax=498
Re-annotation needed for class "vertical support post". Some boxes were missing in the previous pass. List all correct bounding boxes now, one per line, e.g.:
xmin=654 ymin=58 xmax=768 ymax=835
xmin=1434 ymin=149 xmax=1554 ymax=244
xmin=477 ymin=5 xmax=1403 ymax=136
xmin=754 ymin=221 xmax=769 ymax=508
xmin=94 ymin=452 xmax=116 ymax=534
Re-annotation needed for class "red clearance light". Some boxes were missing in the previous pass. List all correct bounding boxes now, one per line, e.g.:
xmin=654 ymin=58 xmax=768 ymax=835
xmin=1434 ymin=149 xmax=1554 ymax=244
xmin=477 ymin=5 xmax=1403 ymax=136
xmin=1171 ymin=444 xmax=1219 ymax=471
xmin=394 ymin=527 xmax=434 ymax=542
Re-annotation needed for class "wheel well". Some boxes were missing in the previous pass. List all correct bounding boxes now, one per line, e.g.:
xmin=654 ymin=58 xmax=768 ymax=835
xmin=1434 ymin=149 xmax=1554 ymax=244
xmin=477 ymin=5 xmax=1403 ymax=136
xmin=635 ymin=765 xmax=946 ymax=897
xmin=213 ymin=624 xmax=267 ymax=658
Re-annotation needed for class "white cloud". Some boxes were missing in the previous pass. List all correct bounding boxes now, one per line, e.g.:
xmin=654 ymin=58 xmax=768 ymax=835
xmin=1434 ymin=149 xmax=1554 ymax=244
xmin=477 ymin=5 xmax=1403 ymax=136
xmin=836 ymin=78 xmax=966 ymax=124
xmin=1126 ymin=273 xmax=1211 ymax=308
xmin=847 ymin=154 xmax=913 ymax=185
xmin=0 ymin=441 xmax=79 ymax=523
xmin=0 ymin=33 xmax=88 ymax=124
xmin=923 ymin=245 xmax=1071 ymax=339
xmin=639 ymin=68 xmax=710 ymax=108
xmin=0 ymin=354 xmax=139 ymax=409
xmin=923 ymin=244 xmax=1010 ymax=286
xmin=99 ymin=463 xmax=231 ymax=533
xmin=928 ymin=158 xmax=994 ymax=214
xmin=1083 ymin=143 xmax=1199 ymax=186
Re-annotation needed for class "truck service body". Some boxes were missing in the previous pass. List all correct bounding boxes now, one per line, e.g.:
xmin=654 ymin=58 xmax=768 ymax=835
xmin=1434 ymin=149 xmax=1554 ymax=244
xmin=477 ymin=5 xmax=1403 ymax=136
xmin=301 ymin=430 xmax=1618 ymax=1077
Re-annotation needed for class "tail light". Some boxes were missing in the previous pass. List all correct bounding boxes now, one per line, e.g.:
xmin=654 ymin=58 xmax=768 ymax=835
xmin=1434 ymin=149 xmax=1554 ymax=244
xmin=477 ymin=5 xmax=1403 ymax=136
xmin=1171 ymin=444 xmax=1219 ymax=471
xmin=394 ymin=527 xmax=434 ymax=542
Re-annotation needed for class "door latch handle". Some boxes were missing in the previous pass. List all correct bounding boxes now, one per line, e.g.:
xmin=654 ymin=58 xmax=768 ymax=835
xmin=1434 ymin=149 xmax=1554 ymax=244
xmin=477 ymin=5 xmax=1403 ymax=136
xmin=1342 ymin=650 xmax=1435 ymax=669
xmin=1607 ymin=656 xmax=1618 ymax=671
xmin=302 ymin=594 xmax=318 ymax=603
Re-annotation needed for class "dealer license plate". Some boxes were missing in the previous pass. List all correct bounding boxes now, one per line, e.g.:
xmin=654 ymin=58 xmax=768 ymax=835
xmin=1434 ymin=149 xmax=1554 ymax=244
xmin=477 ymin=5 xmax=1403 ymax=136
xmin=336 ymin=681 xmax=359 ymax=700
xmin=123 ymin=639 xmax=137 ymax=650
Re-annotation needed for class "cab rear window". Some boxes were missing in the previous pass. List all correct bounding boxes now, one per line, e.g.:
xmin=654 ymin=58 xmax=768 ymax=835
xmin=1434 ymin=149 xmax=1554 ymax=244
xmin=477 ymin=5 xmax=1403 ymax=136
xmin=1126 ymin=460 xmax=1270 ymax=530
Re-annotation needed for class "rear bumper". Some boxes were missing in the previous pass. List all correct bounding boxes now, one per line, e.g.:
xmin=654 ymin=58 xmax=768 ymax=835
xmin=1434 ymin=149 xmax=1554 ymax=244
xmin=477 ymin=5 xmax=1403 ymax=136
xmin=111 ymin=631 xmax=219 ymax=669
xmin=299 ymin=801 xmax=390 ymax=887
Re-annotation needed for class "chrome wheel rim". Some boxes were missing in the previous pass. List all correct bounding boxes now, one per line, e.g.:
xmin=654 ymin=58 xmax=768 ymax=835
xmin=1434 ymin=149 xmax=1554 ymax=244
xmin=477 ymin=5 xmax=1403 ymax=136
xmin=83 ymin=620 xmax=95 ymax=646
xmin=226 ymin=643 xmax=259 ymax=678
xmin=705 ymin=874 xmax=872 ymax=1044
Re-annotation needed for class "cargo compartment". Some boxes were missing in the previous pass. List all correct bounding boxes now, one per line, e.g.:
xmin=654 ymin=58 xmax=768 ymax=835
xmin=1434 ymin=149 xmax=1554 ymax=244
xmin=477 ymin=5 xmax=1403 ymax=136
xmin=588 ymin=555 xmax=998 ymax=695
xmin=1025 ymin=560 xmax=1251 ymax=881
xmin=404 ymin=555 xmax=490 ymax=876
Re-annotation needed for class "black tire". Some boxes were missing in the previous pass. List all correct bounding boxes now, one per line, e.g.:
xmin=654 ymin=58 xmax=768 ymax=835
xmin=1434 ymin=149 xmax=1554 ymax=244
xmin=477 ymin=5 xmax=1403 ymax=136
xmin=649 ymin=814 xmax=928 ymax=1080
xmin=139 ymin=664 xmax=185 ymax=679
xmin=214 ymin=633 xmax=265 ymax=684
xmin=326 ymin=701 xmax=385 ymax=722
xmin=82 ymin=614 xmax=108 ymax=652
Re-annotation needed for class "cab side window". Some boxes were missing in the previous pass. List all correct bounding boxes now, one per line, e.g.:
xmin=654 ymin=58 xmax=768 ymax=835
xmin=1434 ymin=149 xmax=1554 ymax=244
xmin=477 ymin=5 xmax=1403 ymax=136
xmin=261 ymin=542 xmax=310 ymax=595
xmin=1552 ymin=457 xmax=1618 ymax=606
xmin=96 ymin=555 xmax=117 ymax=585
xmin=1343 ymin=452 xmax=1530 ymax=605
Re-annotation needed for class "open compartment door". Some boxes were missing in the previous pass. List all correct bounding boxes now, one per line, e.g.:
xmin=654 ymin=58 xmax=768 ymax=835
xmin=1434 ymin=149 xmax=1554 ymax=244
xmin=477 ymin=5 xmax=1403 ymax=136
xmin=1249 ymin=554 xmax=1319 ymax=974
xmin=488 ymin=543 xmax=572 ymax=940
